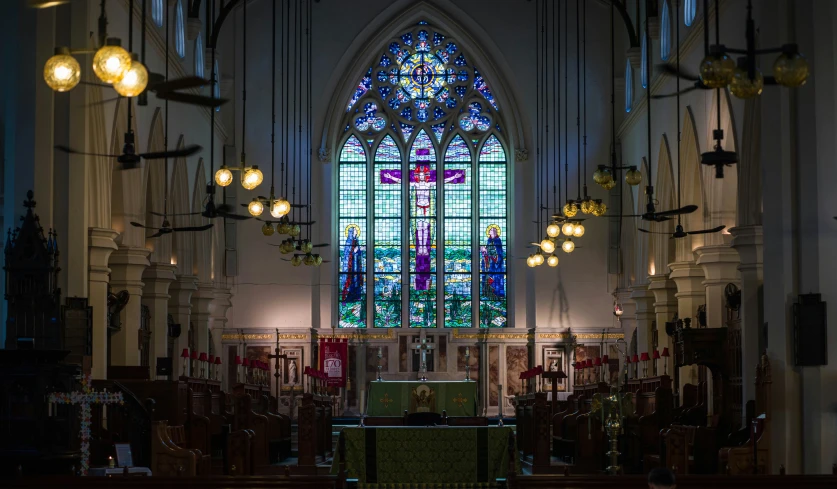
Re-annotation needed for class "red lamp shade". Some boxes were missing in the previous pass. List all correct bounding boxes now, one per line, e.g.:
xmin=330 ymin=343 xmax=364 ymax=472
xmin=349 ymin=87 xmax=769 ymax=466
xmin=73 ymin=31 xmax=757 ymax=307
xmin=190 ymin=350 xmax=198 ymax=360
xmin=585 ymin=359 xmax=593 ymax=369
xmin=594 ymin=357 xmax=602 ymax=367
xmin=625 ymin=356 xmax=631 ymax=364
xmin=631 ymin=354 xmax=639 ymax=363
xmin=208 ymin=355 xmax=215 ymax=364
xmin=640 ymin=352 xmax=650 ymax=362
xmin=601 ymin=355 xmax=609 ymax=364
xmin=235 ymin=355 xmax=242 ymax=365
xmin=198 ymin=352 xmax=207 ymax=362
xmin=181 ymin=348 xmax=190 ymax=358
xmin=214 ymin=357 xmax=222 ymax=365
xmin=242 ymin=358 xmax=250 ymax=367
xmin=661 ymin=347 xmax=670 ymax=358
xmin=652 ymin=350 xmax=660 ymax=360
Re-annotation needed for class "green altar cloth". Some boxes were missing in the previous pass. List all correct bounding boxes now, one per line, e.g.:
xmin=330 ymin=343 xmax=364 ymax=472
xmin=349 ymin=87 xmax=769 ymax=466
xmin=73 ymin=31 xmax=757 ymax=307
xmin=331 ymin=426 xmax=519 ymax=487
xmin=366 ymin=381 xmax=478 ymax=416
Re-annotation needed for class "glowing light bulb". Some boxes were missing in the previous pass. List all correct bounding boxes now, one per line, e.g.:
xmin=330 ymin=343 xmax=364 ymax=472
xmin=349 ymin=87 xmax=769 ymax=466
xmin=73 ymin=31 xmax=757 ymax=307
xmin=271 ymin=198 xmax=291 ymax=218
xmin=214 ymin=166 xmax=233 ymax=187
xmin=546 ymin=222 xmax=561 ymax=238
xmin=92 ymin=38 xmax=132 ymax=84
xmin=592 ymin=201 xmax=607 ymax=217
xmin=563 ymin=201 xmax=578 ymax=218
xmin=247 ymin=198 xmax=264 ymax=216
xmin=261 ymin=222 xmax=274 ymax=236
xmin=241 ymin=166 xmax=263 ymax=190
xmin=527 ymin=255 xmax=536 ymax=268
xmin=547 ymin=255 xmax=559 ymax=267
xmin=533 ymin=253 xmax=545 ymax=266
xmin=540 ymin=238 xmax=556 ymax=254
xmin=580 ymin=199 xmax=596 ymax=215
xmin=561 ymin=222 xmax=575 ymax=236
xmin=729 ymin=66 xmax=764 ymax=99
xmin=113 ymin=55 xmax=148 ymax=97
xmin=625 ymin=167 xmax=642 ymax=186
xmin=572 ymin=224 xmax=585 ymax=238
xmin=562 ymin=239 xmax=575 ymax=253
xmin=44 ymin=48 xmax=80 ymax=92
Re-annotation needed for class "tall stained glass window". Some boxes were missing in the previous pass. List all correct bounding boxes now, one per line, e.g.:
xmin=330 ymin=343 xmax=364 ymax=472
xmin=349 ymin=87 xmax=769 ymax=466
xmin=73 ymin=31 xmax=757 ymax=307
xmin=337 ymin=21 xmax=509 ymax=328
xmin=338 ymin=135 xmax=367 ymax=328
xmin=661 ymin=0 xmax=671 ymax=61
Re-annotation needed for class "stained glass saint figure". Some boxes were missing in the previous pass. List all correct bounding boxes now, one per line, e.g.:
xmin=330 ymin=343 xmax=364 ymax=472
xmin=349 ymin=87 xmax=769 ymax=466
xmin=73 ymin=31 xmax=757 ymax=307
xmin=341 ymin=224 xmax=365 ymax=302
xmin=480 ymin=224 xmax=505 ymax=300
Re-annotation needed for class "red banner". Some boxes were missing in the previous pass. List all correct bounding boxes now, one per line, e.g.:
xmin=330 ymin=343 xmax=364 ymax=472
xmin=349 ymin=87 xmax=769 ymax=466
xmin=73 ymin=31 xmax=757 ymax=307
xmin=319 ymin=338 xmax=348 ymax=388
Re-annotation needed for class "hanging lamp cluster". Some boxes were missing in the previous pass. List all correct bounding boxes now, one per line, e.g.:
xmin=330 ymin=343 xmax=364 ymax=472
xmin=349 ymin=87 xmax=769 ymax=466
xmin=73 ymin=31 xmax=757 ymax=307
xmin=44 ymin=3 xmax=147 ymax=96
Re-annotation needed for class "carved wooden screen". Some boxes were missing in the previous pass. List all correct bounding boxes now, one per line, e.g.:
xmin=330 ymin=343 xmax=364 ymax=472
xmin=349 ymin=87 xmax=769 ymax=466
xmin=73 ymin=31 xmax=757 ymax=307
xmin=139 ymin=304 xmax=151 ymax=367
xmin=726 ymin=288 xmax=743 ymax=431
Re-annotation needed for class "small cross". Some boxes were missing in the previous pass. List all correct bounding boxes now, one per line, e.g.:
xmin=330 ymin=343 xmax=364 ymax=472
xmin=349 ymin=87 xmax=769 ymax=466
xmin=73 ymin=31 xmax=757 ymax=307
xmin=380 ymin=393 xmax=394 ymax=408
xmin=48 ymin=375 xmax=124 ymax=475
xmin=413 ymin=333 xmax=435 ymax=381
xmin=452 ymin=392 xmax=468 ymax=408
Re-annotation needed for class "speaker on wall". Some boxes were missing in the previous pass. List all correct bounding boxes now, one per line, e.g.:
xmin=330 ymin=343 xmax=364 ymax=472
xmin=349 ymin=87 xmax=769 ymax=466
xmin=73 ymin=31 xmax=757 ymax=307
xmin=793 ymin=293 xmax=828 ymax=366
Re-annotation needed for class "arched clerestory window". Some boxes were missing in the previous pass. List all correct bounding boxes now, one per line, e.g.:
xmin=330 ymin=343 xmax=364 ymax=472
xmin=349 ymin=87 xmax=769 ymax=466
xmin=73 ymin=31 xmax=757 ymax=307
xmin=337 ymin=22 xmax=508 ymax=329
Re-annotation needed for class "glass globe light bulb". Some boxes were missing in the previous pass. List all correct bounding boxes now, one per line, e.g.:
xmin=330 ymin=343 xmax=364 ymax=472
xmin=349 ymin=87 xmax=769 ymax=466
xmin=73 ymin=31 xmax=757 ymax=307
xmin=526 ymin=255 xmax=536 ymax=268
xmin=44 ymin=48 xmax=81 ymax=92
xmin=288 ymin=224 xmax=301 ymax=237
xmin=113 ymin=54 xmax=148 ymax=97
xmin=563 ymin=201 xmax=578 ymax=218
xmin=730 ymin=67 xmax=764 ymax=99
xmin=300 ymin=241 xmax=313 ymax=254
xmin=580 ymin=199 xmax=596 ymax=215
xmin=92 ymin=38 xmax=132 ymax=84
xmin=547 ymin=254 xmax=559 ymax=267
xmin=592 ymin=201 xmax=608 ymax=217
xmin=594 ymin=166 xmax=614 ymax=188
xmin=561 ymin=222 xmax=575 ymax=236
xmin=562 ymin=239 xmax=575 ymax=253
xmin=699 ymin=52 xmax=735 ymax=88
xmin=291 ymin=255 xmax=304 ymax=266
xmin=572 ymin=223 xmax=585 ymax=238
xmin=261 ymin=222 xmax=274 ymax=236
xmin=625 ymin=166 xmax=642 ymax=186
xmin=540 ymin=238 xmax=556 ymax=254
xmin=533 ymin=253 xmax=545 ymax=266
xmin=214 ymin=166 xmax=233 ymax=187
xmin=247 ymin=198 xmax=264 ymax=216
xmin=546 ymin=222 xmax=561 ymax=238
xmin=314 ymin=255 xmax=323 ymax=266
xmin=773 ymin=50 xmax=809 ymax=88
xmin=303 ymin=254 xmax=316 ymax=266
xmin=271 ymin=198 xmax=291 ymax=218
xmin=241 ymin=166 xmax=263 ymax=190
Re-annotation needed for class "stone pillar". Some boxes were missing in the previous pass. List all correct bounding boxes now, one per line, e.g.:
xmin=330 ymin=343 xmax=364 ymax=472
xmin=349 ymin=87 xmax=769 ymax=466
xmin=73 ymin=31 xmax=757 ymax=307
xmin=190 ymin=283 xmax=216 ymax=376
xmin=729 ymin=226 xmax=764 ymax=422
xmin=630 ymin=285 xmax=656 ymax=371
xmin=695 ymin=245 xmax=741 ymax=329
xmin=648 ymin=274 xmax=677 ymax=381
xmin=108 ymin=247 xmax=150 ymax=367
xmin=141 ymin=263 xmax=176 ymax=377
xmin=668 ymin=262 xmax=706 ymax=404
xmin=88 ymin=228 xmax=119 ymax=379
xmin=168 ymin=275 xmax=197 ymax=376
xmin=212 ymin=286 xmax=233 ymax=372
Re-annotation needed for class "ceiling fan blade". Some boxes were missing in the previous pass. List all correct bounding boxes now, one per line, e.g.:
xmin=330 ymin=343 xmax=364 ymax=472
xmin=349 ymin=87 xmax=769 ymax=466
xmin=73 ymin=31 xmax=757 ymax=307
xmin=150 ymin=210 xmax=200 ymax=217
xmin=687 ymin=225 xmax=726 ymax=235
xmin=149 ymin=76 xmax=208 ymax=93
xmin=83 ymin=96 xmax=123 ymax=108
xmin=172 ymin=224 xmax=214 ymax=232
xmin=218 ymin=212 xmax=251 ymax=221
xmin=290 ymin=203 xmax=310 ymax=208
xmin=129 ymin=221 xmax=156 ymax=230
xmin=155 ymin=91 xmax=229 ymax=108
xmin=147 ymin=231 xmax=166 ymax=238
xmin=659 ymin=63 xmax=700 ymax=82
xmin=288 ymin=221 xmax=316 ymax=226
xmin=55 ymin=145 xmax=119 ymax=158
xmin=312 ymin=244 xmax=330 ymax=248
xmin=27 ymin=0 xmax=70 ymax=8
xmin=654 ymin=204 xmax=698 ymax=217
xmin=763 ymin=75 xmax=778 ymax=86
xmin=652 ymin=86 xmax=699 ymax=99
xmin=637 ymin=228 xmax=671 ymax=235
xmin=79 ymin=80 xmax=114 ymax=89
xmin=140 ymin=144 xmax=202 ymax=160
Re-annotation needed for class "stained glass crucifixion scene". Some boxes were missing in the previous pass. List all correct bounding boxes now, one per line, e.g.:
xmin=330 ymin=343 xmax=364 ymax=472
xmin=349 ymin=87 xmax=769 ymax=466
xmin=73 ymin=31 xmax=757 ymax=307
xmin=338 ymin=21 xmax=507 ymax=329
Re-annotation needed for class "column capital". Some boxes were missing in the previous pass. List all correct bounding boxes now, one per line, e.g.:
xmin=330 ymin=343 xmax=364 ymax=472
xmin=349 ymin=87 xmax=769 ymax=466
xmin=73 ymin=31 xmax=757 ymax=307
xmin=169 ymin=275 xmax=198 ymax=315
xmin=630 ymin=285 xmax=657 ymax=313
xmin=729 ymin=225 xmax=764 ymax=273
xmin=109 ymin=246 xmax=151 ymax=292
xmin=88 ymin=228 xmax=119 ymax=283
xmin=191 ymin=283 xmax=216 ymax=318
xmin=212 ymin=285 xmax=234 ymax=328
xmin=668 ymin=261 xmax=706 ymax=299
xmin=142 ymin=263 xmax=177 ymax=299
xmin=695 ymin=244 xmax=741 ymax=287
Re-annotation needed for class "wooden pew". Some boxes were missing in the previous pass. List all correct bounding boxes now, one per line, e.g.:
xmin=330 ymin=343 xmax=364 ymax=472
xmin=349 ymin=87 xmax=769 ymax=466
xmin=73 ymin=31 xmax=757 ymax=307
xmin=2 ymin=476 xmax=340 ymax=488
xmin=230 ymin=392 xmax=270 ymax=468
xmin=151 ymin=420 xmax=198 ymax=476
xmin=618 ymin=376 xmax=673 ymax=473
xmin=673 ymin=383 xmax=699 ymax=423
xmin=297 ymin=393 xmax=334 ymax=468
xmin=660 ymin=424 xmax=717 ymax=474
xmin=253 ymin=393 xmax=292 ymax=462
xmin=719 ymin=354 xmax=772 ymax=475
xmin=511 ymin=475 xmax=837 ymax=489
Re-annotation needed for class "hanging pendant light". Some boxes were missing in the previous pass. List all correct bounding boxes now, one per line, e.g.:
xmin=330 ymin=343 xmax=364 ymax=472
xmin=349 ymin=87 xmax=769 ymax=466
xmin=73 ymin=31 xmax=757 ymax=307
xmin=547 ymin=254 xmax=559 ymax=267
xmin=572 ymin=223 xmax=585 ymax=238
xmin=533 ymin=251 xmax=545 ymax=266
xmin=729 ymin=58 xmax=763 ymax=99
xmin=546 ymin=221 xmax=561 ymax=238
xmin=592 ymin=200 xmax=607 ymax=217
xmin=215 ymin=166 xmax=233 ymax=186
xmin=561 ymin=238 xmax=575 ymax=253
xmin=43 ymin=47 xmax=81 ymax=92
xmin=291 ymin=255 xmax=304 ymax=266
xmin=625 ymin=166 xmax=642 ymax=186
xmin=561 ymin=222 xmax=575 ymax=236
xmin=527 ymin=254 xmax=537 ymax=268
xmin=540 ymin=237 xmax=556 ymax=254
xmin=773 ymin=45 xmax=809 ymax=88
xmin=93 ymin=38 xmax=132 ymax=83
xmin=563 ymin=201 xmax=578 ymax=218
xmin=699 ymin=46 xmax=735 ymax=88
xmin=247 ymin=198 xmax=264 ymax=216
xmin=113 ymin=53 xmax=148 ymax=97
xmin=271 ymin=198 xmax=291 ymax=218
xmin=261 ymin=222 xmax=275 ymax=236
xmin=241 ymin=166 xmax=264 ymax=190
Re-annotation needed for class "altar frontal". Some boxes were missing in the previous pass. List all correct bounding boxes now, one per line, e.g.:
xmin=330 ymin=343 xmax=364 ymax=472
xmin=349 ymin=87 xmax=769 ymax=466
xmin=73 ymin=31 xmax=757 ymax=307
xmin=367 ymin=381 xmax=478 ymax=416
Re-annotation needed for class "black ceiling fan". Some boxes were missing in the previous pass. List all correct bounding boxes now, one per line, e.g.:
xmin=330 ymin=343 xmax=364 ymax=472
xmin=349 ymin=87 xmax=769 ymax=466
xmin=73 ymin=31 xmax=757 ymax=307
xmin=55 ymin=132 xmax=201 ymax=170
xmin=639 ymin=0 xmax=724 ymax=240
xmin=157 ymin=184 xmax=252 ymax=221
xmin=85 ymin=75 xmax=228 ymax=109
xmin=130 ymin=218 xmax=212 ymax=238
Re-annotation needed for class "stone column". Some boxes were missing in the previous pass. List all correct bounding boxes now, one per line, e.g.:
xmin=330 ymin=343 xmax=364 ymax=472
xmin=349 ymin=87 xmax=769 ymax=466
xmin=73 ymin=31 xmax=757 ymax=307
xmin=141 ymin=263 xmax=176 ymax=377
xmin=88 ymin=228 xmax=119 ymax=379
xmin=648 ymin=274 xmax=677 ymax=381
xmin=630 ymin=285 xmax=656 ymax=371
xmin=668 ymin=262 xmax=706 ymax=403
xmin=729 ymin=226 xmax=764 ymax=421
xmin=190 ymin=283 xmax=216 ymax=377
xmin=695 ymin=245 xmax=741 ymax=328
xmin=108 ymin=247 xmax=150 ymax=367
xmin=168 ymin=275 xmax=197 ymax=376
xmin=212 ymin=286 xmax=233 ymax=371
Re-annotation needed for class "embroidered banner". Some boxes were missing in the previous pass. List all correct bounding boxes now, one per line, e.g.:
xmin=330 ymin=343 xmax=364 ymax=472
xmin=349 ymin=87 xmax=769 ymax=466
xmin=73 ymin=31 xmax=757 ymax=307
xmin=319 ymin=338 xmax=348 ymax=388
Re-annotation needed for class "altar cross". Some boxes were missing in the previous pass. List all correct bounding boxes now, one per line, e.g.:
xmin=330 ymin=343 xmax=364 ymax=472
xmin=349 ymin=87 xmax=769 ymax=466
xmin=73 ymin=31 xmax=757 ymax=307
xmin=48 ymin=375 xmax=124 ymax=475
xmin=413 ymin=333 xmax=435 ymax=381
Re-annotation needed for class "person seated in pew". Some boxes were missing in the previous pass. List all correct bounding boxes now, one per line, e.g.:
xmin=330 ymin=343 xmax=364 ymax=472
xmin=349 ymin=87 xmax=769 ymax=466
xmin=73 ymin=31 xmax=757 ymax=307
xmin=648 ymin=467 xmax=676 ymax=489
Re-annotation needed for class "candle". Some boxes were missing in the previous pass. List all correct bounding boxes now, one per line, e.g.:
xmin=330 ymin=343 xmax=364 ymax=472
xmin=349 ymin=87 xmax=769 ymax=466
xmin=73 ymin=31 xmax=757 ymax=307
xmin=465 ymin=347 xmax=470 ymax=357
xmin=108 ymin=456 xmax=115 ymax=469
xmin=377 ymin=346 xmax=382 ymax=358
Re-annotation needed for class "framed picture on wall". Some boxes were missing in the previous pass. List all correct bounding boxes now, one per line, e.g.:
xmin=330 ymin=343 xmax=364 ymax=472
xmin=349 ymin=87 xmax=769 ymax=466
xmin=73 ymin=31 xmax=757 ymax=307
xmin=542 ymin=348 xmax=566 ymax=391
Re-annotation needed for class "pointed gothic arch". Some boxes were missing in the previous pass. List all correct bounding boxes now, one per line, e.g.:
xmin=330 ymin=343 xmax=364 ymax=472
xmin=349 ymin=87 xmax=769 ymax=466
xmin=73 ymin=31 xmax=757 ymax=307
xmin=87 ymin=84 xmax=112 ymax=228
xmin=170 ymin=136 xmax=193 ymax=275
xmin=677 ymin=107 xmax=708 ymax=260
xmin=192 ymin=159 xmax=212 ymax=282
xmin=143 ymin=108 xmax=172 ymax=263
xmin=109 ymin=98 xmax=144 ymax=247
xmin=650 ymin=135 xmax=675 ymax=276
xmin=703 ymin=90 xmax=739 ymax=241
xmin=319 ymin=1 xmax=526 ymax=164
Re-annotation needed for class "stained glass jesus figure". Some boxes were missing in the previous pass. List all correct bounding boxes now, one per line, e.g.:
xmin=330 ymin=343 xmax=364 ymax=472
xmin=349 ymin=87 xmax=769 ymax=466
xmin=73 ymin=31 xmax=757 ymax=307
xmin=379 ymin=149 xmax=465 ymax=291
